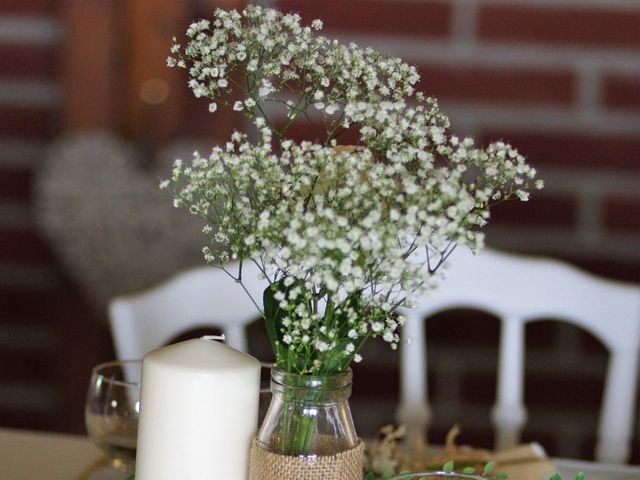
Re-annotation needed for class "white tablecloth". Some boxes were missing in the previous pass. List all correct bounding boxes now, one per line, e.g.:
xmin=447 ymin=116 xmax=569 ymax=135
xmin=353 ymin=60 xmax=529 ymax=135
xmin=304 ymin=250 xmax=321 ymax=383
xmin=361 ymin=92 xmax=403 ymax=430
xmin=1 ymin=427 xmax=639 ymax=480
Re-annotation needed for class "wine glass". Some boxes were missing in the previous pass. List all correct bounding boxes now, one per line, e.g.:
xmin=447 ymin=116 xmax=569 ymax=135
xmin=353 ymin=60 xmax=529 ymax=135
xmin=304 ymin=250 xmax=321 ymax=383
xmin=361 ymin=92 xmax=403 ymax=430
xmin=85 ymin=360 xmax=141 ymax=475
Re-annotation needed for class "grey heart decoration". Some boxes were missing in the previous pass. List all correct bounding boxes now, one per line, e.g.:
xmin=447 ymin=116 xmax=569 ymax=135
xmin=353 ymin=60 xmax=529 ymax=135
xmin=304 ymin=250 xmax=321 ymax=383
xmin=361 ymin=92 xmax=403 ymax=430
xmin=35 ymin=132 xmax=211 ymax=315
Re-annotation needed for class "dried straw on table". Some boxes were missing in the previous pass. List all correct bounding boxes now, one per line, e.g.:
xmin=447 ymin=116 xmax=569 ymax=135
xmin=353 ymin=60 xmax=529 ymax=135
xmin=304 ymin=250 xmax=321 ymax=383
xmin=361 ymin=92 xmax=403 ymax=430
xmin=400 ymin=425 xmax=491 ymax=472
xmin=366 ymin=424 xmax=556 ymax=480
xmin=249 ymin=438 xmax=365 ymax=480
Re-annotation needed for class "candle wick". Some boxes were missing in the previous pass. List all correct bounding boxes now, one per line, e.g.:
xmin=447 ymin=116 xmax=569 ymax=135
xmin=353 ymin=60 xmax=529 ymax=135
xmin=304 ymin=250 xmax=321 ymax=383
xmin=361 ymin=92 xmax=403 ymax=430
xmin=201 ymin=334 xmax=226 ymax=342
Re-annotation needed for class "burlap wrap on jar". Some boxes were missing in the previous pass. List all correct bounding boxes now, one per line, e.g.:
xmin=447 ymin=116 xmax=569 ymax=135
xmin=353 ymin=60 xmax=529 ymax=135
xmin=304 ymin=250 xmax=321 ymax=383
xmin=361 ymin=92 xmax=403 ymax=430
xmin=248 ymin=437 xmax=365 ymax=480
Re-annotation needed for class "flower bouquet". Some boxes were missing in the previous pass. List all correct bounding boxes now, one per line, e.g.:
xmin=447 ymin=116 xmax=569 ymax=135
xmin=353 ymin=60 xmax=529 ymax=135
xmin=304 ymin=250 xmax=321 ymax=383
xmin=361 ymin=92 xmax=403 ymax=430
xmin=163 ymin=4 xmax=541 ymax=479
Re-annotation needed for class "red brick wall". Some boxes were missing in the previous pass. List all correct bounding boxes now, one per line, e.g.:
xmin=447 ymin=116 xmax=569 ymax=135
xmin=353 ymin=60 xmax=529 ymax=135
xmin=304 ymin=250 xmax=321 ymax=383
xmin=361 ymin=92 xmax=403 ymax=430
xmin=0 ymin=0 xmax=63 ymax=430
xmin=1 ymin=0 xmax=638 ymax=462
xmin=0 ymin=0 xmax=116 ymax=434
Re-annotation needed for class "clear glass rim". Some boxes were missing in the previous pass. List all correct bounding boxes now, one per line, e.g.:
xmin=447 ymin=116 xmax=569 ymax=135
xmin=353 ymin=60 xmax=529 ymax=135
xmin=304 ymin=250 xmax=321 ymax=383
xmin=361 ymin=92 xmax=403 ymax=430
xmin=271 ymin=366 xmax=352 ymax=390
xmin=91 ymin=360 xmax=141 ymax=388
xmin=390 ymin=472 xmax=486 ymax=480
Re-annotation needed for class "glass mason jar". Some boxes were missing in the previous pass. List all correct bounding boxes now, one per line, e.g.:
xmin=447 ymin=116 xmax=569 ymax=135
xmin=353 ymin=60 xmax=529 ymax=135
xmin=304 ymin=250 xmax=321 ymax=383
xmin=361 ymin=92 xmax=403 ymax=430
xmin=256 ymin=367 xmax=359 ymax=457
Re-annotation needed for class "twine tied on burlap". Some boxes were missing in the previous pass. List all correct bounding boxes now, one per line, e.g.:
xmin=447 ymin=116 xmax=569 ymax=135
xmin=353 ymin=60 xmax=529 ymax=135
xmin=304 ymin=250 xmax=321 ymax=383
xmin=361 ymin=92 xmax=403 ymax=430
xmin=248 ymin=438 xmax=365 ymax=480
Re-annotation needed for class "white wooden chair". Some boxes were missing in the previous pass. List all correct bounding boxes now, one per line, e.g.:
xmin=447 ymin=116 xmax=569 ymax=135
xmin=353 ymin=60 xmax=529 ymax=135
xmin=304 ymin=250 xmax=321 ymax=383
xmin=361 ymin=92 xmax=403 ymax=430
xmin=109 ymin=261 xmax=268 ymax=360
xmin=397 ymin=248 xmax=640 ymax=464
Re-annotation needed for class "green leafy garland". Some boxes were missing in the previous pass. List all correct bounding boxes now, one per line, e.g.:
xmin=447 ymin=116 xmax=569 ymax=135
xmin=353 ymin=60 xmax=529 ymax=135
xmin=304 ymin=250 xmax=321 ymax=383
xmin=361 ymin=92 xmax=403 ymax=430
xmin=365 ymin=460 xmax=586 ymax=479
xmin=127 ymin=461 xmax=586 ymax=480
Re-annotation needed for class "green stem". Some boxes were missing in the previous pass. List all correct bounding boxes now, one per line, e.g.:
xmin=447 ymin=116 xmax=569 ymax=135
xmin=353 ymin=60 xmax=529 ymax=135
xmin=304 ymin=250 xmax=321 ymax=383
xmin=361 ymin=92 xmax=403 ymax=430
xmin=278 ymin=374 xmax=325 ymax=456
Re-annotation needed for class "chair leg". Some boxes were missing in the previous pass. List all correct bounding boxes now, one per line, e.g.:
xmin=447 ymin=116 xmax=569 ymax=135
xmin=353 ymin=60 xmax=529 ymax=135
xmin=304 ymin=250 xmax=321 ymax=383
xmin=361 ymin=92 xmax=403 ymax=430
xmin=397 ymin=403 xmax=432 ymax=446
xmin=491 ymin=404 xmax=527 ymax=451
xmin=493 ymin=317 xmax=527 ymax=451
xmin=595 ymin=351 xmax=637 ymax=464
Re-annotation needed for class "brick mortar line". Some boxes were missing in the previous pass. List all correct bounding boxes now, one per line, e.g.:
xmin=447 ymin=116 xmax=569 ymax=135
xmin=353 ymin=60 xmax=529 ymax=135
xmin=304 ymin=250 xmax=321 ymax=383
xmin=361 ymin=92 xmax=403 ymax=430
xmin=259 ymin=98 xmax=640 ymax=135
xmin=336 ymin=34 xmax=640 ymax=72
xmin=466 ymin=0 xmax=640 ymax=10
xmin=540 ymin=169 xmax=640 ymax=197
xmin=487 ymin=228 xmax=640 ymax=263
xmin=441 ymin=103 xmax=640 ymax=136
xmin=0 ymin=79 xmax=61 ymax=108
xmin=451 ymin=0 xmax=477 ymax=47
xmin=0 ymin=17 xmax=62 ymax=45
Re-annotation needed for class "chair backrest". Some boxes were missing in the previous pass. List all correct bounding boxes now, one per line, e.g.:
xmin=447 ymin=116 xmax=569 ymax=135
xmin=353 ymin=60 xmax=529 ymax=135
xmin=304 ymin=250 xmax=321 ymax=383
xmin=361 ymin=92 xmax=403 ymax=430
xmin=397 ymin=248 xmax=640 ymax=464
xmin=109 ymin=262 xmax=268 ymax=360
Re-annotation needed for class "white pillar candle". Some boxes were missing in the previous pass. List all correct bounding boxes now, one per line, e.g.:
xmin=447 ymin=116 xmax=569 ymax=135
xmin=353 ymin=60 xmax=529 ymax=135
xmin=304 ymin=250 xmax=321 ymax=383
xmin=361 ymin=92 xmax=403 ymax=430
xmin=135 ymin=337 xmax=261 ymax=480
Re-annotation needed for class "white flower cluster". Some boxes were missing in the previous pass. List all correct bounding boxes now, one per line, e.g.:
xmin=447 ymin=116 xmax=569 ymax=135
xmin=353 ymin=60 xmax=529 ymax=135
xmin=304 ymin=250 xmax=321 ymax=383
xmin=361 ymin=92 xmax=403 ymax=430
xmin=168 ymin=5 xmax=420 ymax=139
xmin=164 ymin=5 xmax=542 ymax=374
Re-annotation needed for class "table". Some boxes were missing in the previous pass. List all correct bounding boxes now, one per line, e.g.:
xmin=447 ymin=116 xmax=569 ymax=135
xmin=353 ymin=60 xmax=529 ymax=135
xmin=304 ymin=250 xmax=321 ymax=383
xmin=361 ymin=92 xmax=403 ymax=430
xmin=551 ymin=459 xmax=640 ymax=480
xmin=1 ymin=427 xmax=639 ymax=480
xmin=0 ymin=427 xmax=114 ymax=480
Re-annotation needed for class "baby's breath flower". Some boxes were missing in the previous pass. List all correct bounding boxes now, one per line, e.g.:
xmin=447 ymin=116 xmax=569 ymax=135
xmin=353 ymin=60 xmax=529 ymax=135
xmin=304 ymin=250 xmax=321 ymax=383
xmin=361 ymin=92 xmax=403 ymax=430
xmin=164 ymin=4 xmax=541 ymax=375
